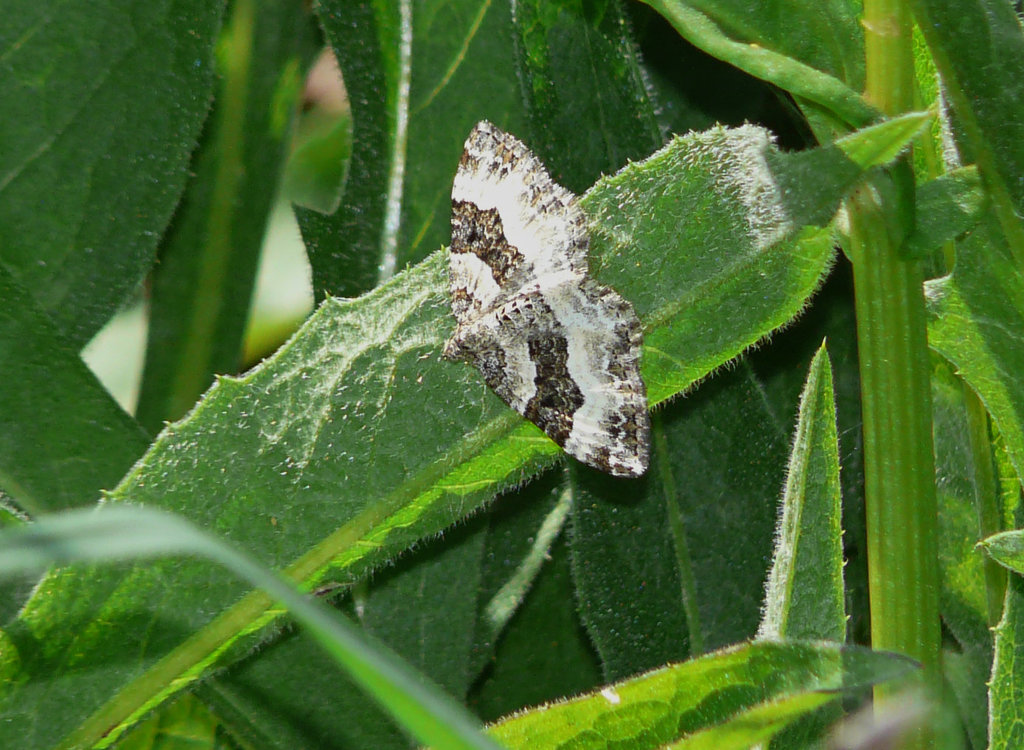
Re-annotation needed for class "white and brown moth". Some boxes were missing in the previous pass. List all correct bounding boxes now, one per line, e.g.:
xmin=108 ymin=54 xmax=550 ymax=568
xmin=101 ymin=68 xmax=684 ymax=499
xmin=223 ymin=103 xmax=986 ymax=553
xmin=442 ymin=121 xmax=650 ymax=477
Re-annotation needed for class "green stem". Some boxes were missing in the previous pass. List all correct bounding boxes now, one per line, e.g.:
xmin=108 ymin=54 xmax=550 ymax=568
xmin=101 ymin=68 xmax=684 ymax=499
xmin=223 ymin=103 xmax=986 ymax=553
xmin=848 ymin=187 xmax=941 ymax=736
xmin=854 ymin=0 xmax=941 ymax=743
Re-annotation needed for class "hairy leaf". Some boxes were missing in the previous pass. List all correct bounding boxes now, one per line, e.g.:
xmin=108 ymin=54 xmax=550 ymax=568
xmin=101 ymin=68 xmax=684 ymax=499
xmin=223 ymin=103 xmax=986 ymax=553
xmin=0 ymin=0 xmax=224 ymax=347
xmin=0 ymin=118 xmax=922 ymax=747
xmin=487 ymin=641 xmax=915 ymax=749
xmin=0 ymin=267 xmax=149 ymax=514
xmin=926 ymin=219 xmax=1024 ymax=487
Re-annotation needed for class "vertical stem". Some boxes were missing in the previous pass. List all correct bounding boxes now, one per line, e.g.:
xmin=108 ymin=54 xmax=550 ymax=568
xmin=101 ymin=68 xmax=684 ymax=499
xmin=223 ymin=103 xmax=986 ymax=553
xmin=854 ymin=0 xmax=942 ymax=743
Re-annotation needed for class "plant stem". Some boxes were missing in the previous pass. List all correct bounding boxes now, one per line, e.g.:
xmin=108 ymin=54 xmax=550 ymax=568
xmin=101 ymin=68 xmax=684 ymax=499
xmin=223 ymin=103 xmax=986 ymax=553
xmin=854 ymin=0 xmax=942 ymax=743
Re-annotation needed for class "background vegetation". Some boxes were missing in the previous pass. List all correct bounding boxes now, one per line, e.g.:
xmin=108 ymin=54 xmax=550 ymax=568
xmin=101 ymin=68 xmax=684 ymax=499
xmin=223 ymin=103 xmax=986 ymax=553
xmin=1 ymin=0 xmax=1022 ymax=748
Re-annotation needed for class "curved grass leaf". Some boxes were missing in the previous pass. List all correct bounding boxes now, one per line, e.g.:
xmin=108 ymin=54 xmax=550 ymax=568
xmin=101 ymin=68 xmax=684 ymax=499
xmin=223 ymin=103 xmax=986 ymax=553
xmin=0 ymin=505 xmax=501 ymax=750
xmin=0 ymin=0 xmax=224 ymax=347
xmin=486 ymin=641 xmax=916 ymax=749
xmin=638 ymin=0 xmax=876 ymax=132
xmin=0 ymin=117 xmax=924 ymax=748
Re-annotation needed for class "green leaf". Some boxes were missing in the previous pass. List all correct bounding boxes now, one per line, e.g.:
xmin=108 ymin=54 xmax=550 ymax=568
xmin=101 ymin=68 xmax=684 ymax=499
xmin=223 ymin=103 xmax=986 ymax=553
xmin=0 ymin=0 xmax=224 ymax=347
xmin=909 ymin=0 xmax=1024 ymax=266
xmin=569 ymin=444 xmax=694 ymax=678
xmin=116 ymin=694 xmax=219 ymax=750
xmin=512 ymin=0 xmax=663 ymax=192
xmin=988 ymin=571 xmax=1024 ymax=748
xmin=0 ymin=506 xmax=501 ymax=750
xmin=926 ymin=218 xmax=1024 ymax=488
xmin=486 ymin=641 xmax=916 ymax=749
xmin=591 ymin=113 xmax=929 ymax=406
xmin=756 ymin=344 xmax=845 ymax=748
xmin=0 ymin=266 xmax=150 ymax=514
xmin=295 ymin=2 xmax=395 ymax=297
xmin=197 ymin=605 xmax=410 ymax=749
xmin=758 ymin=344 xmax=845 ymax=644
xmin=572 ymin=364 xmax=789 ymax=676
xmin=0 ymin=119 xmax=923 ymax=747
xmin=135 ymin=0 xmax=319 ymax=432
xmin=666 ymin=693 xmax=833 ymax=750
xmin=637 ymin=0 xmax=876 ymax=132
xmin=932 ymin=359 xmax=997 ymax=749
xmin=471 ymin=525 xmax=604 ymax=721
xmin=903 ymin=167 xmax=987 ymax=259
xmin=980 ymin=531 xmax=1024 ymax=577
xmin=298 ymin=0 xmax=524 ymax=296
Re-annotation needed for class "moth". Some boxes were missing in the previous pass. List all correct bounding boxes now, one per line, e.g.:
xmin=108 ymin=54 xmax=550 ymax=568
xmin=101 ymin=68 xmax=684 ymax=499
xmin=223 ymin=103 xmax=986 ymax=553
xmin=442 ymin=121 xmax=649 ymax=477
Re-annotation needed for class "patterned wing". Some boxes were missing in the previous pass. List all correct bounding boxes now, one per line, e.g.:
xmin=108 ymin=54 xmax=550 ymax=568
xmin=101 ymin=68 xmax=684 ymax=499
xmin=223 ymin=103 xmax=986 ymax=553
xmin=444 ymin=284 xmax=649 ymax=477
xmin=444 ymin=120 xmax=649 ymax=477
xmin=448 ymin=121 xmax=587 ymax=323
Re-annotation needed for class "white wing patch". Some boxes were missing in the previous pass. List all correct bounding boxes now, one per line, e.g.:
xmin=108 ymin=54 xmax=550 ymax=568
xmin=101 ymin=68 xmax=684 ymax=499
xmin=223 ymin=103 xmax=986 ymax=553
xmin=442 ymin=121 xmax=650 ymax=477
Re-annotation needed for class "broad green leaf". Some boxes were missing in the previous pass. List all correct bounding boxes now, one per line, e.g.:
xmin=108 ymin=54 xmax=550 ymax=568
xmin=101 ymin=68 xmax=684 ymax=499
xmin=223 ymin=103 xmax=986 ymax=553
xmin=396 ymin=0 xmax=524 ymax=269
xmin=512 ymin=0 xmax=662 ymax=192
xmin=0 ymin=119 xmax=924 ymax=747
xmin=0 ymin=266 xmax=150 ymax=514
xmin=601 ymin=112 xmax=929 ymax=406
xmin=135 ymin=0 xmax=319 ymax=432
xmin=0 ymin=506 xmax=501 ymax=750
xmin=638 ymin=0 xmax=875 ymax=132
xmin=486 ymin=641 xmax=916 ymax=749
xmin=0 ymin=0 xmax=224 ymax=347
xmin=298 ymin=0 xmax=523 ymax=296
xmin=926 ymin=219 xmax=1024 ymax=487
xmin=758 ymin=344 xmax=845 ymax=644
xmin=929 ymin=358 xmax=994 ymax=749
xmin=572 ymin=364 xmax=788 ymax=676
xmin=569 ymin=438 xmax=694 ymax=678
xmin=903 ymin=167 xmax=987 ymax=259
xmin=909 ymin=0 xmax=1024 ymax=266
